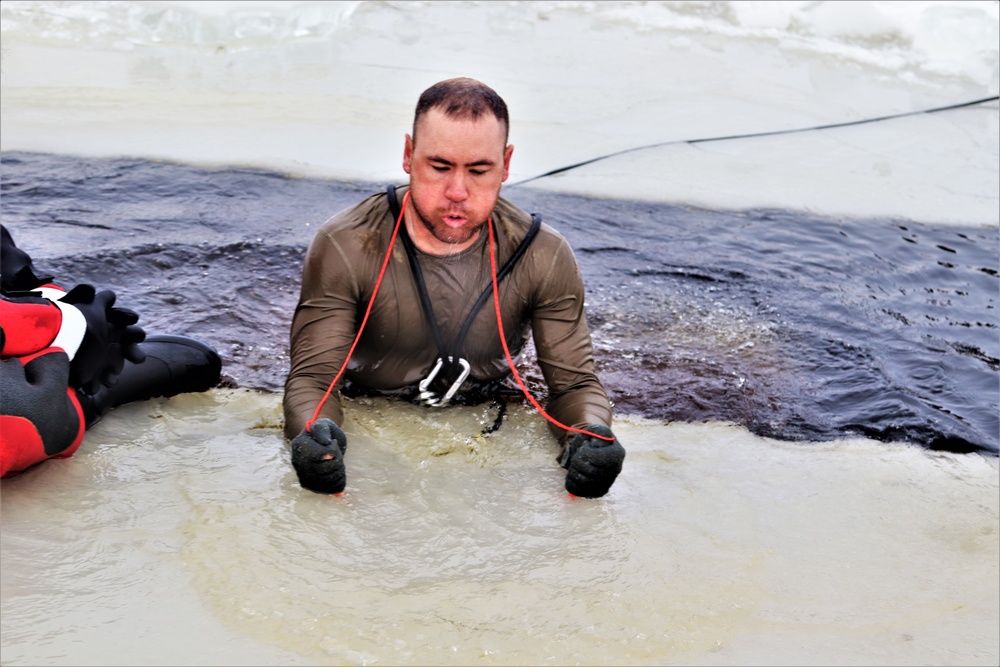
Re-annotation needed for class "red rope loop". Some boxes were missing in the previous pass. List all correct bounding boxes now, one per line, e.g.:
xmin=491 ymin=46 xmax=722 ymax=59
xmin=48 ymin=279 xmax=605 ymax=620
xmin=305 ymin=193 xmax=613 ymax=443
xmin=305 ymin=190 xmax=410 ymax=432
xmin=486 ymin=218 xmax=614 ymax=442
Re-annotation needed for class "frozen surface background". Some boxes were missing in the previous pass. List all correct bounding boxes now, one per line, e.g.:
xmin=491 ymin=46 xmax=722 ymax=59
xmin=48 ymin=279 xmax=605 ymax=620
xmin=1 ymin=0 xmax=998 ymax=223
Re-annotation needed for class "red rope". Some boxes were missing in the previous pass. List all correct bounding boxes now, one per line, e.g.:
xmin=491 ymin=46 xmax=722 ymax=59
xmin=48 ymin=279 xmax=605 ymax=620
xmin=487 ymin=218 xmax=614 ymax=442
xmin=305 ymin=190 xmax=410 ymax=432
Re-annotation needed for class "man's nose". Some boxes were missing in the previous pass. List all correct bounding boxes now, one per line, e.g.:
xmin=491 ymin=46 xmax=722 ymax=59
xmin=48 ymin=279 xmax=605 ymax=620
xmin=445 ymin=172 xmax=468 ymax=202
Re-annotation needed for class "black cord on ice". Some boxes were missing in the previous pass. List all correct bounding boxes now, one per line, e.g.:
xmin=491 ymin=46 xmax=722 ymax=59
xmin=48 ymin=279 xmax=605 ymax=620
xmin=507 ymin=95 xmax=1000 ymax=188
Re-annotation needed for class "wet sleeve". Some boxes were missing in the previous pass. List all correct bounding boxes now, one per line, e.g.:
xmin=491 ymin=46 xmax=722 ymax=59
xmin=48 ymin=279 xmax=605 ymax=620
xmin=529 ymin=239 xmax=613 ymax=441
xmin=283 ymin=227 xmax=362 ymax=439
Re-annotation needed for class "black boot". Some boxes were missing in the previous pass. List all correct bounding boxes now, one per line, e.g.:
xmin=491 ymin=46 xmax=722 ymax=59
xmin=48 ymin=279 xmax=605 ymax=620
xmin=78 ymin=334 xmax=222 ymax=427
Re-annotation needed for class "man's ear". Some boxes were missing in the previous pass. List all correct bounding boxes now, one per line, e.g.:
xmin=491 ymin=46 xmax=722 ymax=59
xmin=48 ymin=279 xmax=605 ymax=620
xmin=403 ymin=134 xmax=414 ymax=175
xmin=502 ymin=143 xmax=514 ymax=182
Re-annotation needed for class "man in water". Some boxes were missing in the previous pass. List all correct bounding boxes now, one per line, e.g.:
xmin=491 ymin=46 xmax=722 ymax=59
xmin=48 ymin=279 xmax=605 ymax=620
xmin=283 ymin=77 xmax=625 ymax=498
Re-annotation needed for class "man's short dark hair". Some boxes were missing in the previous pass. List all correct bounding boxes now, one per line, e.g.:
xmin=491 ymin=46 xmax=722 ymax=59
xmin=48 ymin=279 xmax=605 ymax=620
xmin=413 ymin=77 xmax=509 ymax=145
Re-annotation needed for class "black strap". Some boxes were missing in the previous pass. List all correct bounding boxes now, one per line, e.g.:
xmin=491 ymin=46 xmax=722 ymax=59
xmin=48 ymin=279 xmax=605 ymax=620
xmin=386 ymin=185 xmax=541 ymax=362
xmin=393 ymin=198 xmax=450 ymax=361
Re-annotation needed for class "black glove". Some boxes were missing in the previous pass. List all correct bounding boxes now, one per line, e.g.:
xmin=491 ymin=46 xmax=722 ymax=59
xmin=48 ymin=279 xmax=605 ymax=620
xmin=1 ymin=351 xmax=81 ymax=456
xmin=291 ymin=418 xmax=348 ymax=494
xmin=60 ymin=284 xmax=146 ymax=394
xmin=560 ymin=424 xmax=626 ymax=498
xmin=1 ymin=224 xmax=54 ymax=293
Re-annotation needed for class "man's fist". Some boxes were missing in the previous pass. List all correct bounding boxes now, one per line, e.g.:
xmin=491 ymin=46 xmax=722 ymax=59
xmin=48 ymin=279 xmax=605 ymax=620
xmin=561 ymin=424 xmax=625 ymax=498
xmin=291 ymin=418 xmax=348 ymax=494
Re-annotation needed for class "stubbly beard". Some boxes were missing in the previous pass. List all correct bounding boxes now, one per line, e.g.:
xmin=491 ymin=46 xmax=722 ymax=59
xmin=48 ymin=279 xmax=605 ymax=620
xmin=412 ymin=199 xmax=488 ymax=246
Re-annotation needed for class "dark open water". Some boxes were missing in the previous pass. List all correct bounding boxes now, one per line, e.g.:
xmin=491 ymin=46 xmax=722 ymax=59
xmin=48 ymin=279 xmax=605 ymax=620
xmin=2 ymin=151 xmax=996 ymax=454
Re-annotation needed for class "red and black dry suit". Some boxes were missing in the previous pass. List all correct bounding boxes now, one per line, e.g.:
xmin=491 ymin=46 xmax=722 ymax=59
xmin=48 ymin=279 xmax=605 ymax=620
xmin=1 ymin=284 xmax=89 ymax=476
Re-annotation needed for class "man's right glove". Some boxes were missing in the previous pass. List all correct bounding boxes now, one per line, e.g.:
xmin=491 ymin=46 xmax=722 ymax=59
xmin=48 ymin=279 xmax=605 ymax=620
xmin=291 ymin=418 xmax=348 ymax=495
xmin=560 ymin=424 xmax=626 ymax=498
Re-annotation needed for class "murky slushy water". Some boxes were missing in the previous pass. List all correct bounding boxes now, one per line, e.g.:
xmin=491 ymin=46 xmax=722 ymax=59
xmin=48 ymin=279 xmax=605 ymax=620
xmin=2 ymin=390 xmax=997 ymax=666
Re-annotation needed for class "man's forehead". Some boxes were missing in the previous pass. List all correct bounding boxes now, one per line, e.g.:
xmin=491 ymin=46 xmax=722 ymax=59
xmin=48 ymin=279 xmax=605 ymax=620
xmin=415 ymin=108 xmax=506 ymax=137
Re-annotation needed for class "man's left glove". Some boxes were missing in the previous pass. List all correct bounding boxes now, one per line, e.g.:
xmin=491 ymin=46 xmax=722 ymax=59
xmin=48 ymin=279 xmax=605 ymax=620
xmin=560 ymin=424 xmax=626 ymax=498
xmin=291 ymin=418 xmax=348 ymax=494
xmin=60 ymin=284 xmax=146 ymax=394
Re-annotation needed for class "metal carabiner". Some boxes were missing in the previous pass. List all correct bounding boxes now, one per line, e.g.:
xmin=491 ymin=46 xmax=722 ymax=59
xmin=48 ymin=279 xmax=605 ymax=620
xmin=416 ymin=356 xmax=471 ymax=407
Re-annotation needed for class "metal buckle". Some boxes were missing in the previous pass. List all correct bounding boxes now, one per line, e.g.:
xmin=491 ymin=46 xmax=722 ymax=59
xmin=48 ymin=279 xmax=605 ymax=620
xmin=416 ymin=357 xmax=471 ymax=407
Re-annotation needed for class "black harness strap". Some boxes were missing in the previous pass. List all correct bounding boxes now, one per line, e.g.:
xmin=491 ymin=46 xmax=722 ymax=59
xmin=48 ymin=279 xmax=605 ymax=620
xmin=396 ymin=207 xmax=450 ymax=362
xmin=386 ymin=185 xmax=541 ymax=367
